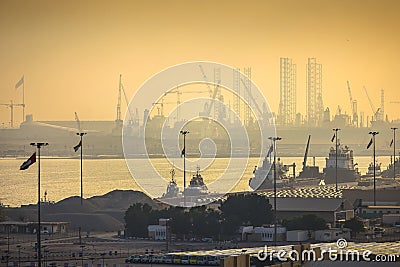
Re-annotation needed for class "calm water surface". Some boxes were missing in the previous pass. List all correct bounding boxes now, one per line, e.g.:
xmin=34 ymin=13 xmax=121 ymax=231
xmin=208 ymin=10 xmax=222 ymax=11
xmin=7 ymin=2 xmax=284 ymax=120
xmin=0 ymin=156 xmax=391 ymax=207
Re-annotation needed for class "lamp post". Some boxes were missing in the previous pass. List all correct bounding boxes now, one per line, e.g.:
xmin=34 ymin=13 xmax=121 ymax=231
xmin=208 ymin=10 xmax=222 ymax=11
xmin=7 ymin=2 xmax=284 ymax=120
xmin=180 ymin=130 xmax=189 ymax=206
xmin=30 ymin=142 xmax=48 ymax=267
xmin=76 ymin=132 xmax=87 ymax=205
xmin=16 ymin=245 xmax=21 ymax=267
xmin=333 ymin=128 xmax=340 ymax=191
xmin=268 ymin=136 xmax=281 ymax=246
xmin=391 ymin=127 xmax=397 ymax=180
xmin=80 ymin=245 xmax=85 ymax=267
xmin=369 ymin=132 xmax=379 ymax=206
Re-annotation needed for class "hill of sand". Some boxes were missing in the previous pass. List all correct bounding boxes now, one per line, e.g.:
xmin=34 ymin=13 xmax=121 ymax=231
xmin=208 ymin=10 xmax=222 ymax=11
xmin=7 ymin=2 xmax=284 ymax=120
xmin=4 ymin=190 xmax=160 ymax=232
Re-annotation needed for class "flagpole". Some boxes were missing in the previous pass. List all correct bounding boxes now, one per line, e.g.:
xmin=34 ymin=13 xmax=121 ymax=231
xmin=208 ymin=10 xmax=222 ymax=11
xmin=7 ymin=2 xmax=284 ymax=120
xmin=30 ymin=142 xmax=48 ymax=267
xmin=391 ymin=127 xmax=397 ymax=180
xmin=77 ymin=132 xmax=87 ymax=205
xmin=369 ymin=132 xmax=378 ymax=206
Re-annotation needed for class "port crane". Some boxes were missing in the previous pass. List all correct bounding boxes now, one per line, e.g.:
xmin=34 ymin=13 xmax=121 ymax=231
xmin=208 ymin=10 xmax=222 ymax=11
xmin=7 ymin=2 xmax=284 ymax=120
xmin=363 ymin=86 xmax=381 ymax=121
xmin=115 ymin=75 xmax=134 ymax=126
xmin=0 ymin=100 xmax=24 ymax=128
xmin=198 ymin=65 xmax=221 ymax=118
xmin=346 ymin=81 xmax=358 ymax=126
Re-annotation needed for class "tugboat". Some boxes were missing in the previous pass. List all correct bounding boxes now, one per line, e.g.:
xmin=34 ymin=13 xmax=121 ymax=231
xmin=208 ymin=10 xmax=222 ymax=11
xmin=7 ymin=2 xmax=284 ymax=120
xmin=161 ymin=168 xmax=181 ymax=199
xmin=381 ymin=157 xmax=400 ymax=178
xmin=366 ymin=161 xmax=382 ymax=177
xmin=323 ymin=144 xmax=360 ymax=184
xmin=249 ymin=149 xmax=287 ymax=191
xmin=184 ymin=166 xmax=209 ymax=196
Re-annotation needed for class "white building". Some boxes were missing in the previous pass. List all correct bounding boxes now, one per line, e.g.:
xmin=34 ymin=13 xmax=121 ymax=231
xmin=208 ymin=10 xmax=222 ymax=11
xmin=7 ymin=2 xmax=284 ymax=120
xmin=148 ymin=224 xmax=167 ymax=240
xmin=315 ymin=228 xmax=351 ymax=242
xmin=242 ymin=226 xmax=286 ymax=242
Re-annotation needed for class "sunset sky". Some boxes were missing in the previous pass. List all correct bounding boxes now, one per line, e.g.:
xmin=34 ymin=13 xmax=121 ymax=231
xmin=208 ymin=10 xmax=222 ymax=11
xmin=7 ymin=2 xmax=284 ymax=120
xmin=0 ymin=0 xmax=399 ymax=126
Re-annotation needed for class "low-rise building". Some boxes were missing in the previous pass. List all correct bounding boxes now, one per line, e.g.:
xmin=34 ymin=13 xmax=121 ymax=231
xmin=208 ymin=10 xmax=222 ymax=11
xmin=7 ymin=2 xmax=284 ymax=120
xmin=315 ymin=228 xmax=351 ymax=242
xmin=0 ymin=221 xmax=69 ymax=234
xmin=241 ymin=226 xmax=286 ymax=242
xmin=268 ymin=198 xmax=354 ymax=225
xmin=286 ymin=230 xmax=310 ymax=242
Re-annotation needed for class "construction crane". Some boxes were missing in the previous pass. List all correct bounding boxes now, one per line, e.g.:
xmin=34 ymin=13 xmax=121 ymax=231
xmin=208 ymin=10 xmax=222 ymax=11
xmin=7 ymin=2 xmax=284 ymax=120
xmin=198 ymin=65 xmax=221 ymax=118
xmin=363 ymin=86 xmax=381 ymax=121
xmin=0 ymin=100 xmax=24 ymax=128
xmin=346 ymin=81 xmax=358 ymax=126
xmin=115 ymin=75 xmax=134 ymax=126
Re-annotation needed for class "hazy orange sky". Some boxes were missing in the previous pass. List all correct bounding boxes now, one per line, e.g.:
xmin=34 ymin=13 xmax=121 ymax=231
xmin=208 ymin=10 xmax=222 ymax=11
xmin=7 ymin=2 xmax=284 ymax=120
xmin=0 ymin=0 xmax=399 ymax=126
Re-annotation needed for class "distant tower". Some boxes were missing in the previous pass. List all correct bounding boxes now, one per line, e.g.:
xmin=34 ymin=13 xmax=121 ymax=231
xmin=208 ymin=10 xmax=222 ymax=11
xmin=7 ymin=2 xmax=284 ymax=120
xmin=243 ymin=67 xmax=252 ymax=126
xmin=278 ymin=58 xmax=296 ymax=126
xmin=213 ymin=68 xmax=222 ymax=121
xmin=233 ymin=68 xmax=241 ymax=123
xmin=306 ymin=58 xmax=323 ymax=126
xmin=380 ymin=89 xmax=385 ymax=121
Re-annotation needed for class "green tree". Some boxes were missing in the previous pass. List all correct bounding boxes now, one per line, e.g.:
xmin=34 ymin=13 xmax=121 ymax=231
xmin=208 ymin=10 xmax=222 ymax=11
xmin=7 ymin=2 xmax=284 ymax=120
xmin=343 ymin=217 xmax=365 ymax=237
xmin=0 ymin=207 xmax=6 ymax=222
xmin=124 ymin=203 xmax=153 ymax=237
xmin=282 ymin=214 xmax=326 ymax=231
xmin=220 ymin=193 xmax=273 ymax=235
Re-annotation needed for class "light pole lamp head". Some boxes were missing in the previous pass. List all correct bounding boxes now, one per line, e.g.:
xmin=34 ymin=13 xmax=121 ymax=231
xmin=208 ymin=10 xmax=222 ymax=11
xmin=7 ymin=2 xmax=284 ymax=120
xmin=268 ymin=136 xmax=282 ymax=141
xmin=333 ymin=128 xmax=340 ymax=131
xmin=180 ymin=130 xmax=189 ymax=135
xmin=76 ymin=132 xmax=87 ymax=136
xmin=369 ymin=131 xmax=379 ymax=136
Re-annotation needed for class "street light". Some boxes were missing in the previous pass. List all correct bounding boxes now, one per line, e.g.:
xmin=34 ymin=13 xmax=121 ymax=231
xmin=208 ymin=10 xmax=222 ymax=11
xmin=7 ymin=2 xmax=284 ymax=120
xmin=80 ymin=245 xmax=85 ymax=267
xmin=268 ymin=136 xmax=281 ymax=246
xmin=368 ymin=132 xmax=379 ymax=206
xmin=30 ymin=142 xmax=48 ymax=267
xmin=391 ymin=127 xmax=397 ymax=180
xmin=76 ymin=132 xmax=87 ymax=205
xmin=16 ymin=245 xmax=21 ymax=267
xmin=180 ymin=130 xmax=189 ymax=206
xmin=333 ymin=128 xmax=341 ymax=191
xmin=165 ymin=218 xmax=172 ymax=252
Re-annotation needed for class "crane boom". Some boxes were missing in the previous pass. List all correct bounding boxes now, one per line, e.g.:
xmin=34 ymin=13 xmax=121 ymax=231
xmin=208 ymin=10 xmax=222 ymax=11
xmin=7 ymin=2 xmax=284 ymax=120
xmin=347 ymin=81 xmax=353 ymax=104
xmin=363 ymin=86 xmax=376 ymax=114
xmin=198 ymin=65 xmax=220 ymax=117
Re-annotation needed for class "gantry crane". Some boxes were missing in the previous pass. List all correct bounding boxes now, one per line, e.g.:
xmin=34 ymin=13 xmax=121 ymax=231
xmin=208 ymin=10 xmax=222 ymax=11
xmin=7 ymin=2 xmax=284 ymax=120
xmin=0 ymin=100 xmax=24 ymax=128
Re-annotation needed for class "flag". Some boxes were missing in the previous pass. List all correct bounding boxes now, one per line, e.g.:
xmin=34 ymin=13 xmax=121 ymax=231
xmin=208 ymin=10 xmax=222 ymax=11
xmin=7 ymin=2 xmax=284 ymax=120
xmin=15 ymin=75 xmax=24 ymax=89
xmin=331 ymin=133 xmax=336 ymax=142
xmin=74 ymin=140 xmax=82 ymax=152
xmin=390 ymin=139 xmax=394 ymax=147
xmin=266 ymin=144 xmax=274 ymax=157
xmin=181 ymin=147 xmax=185 ymax=157
xmin=367 ymin=138 xmax=373 ymax=149
xmin=20 ymin=153 xmax=36 ymax=170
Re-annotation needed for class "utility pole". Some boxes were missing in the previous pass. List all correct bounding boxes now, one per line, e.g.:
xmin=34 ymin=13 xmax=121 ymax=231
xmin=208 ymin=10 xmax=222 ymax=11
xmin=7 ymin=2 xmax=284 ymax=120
xmin=30 ymin=142 xmax=49 ymax=267
xmin=268 ymin=136 xmax=281 ymax=246
xmin=333 ymin=128 xmax=340 ymax=191
xmin=391 ymin=127 xmax=397 ymax=180
xmin=369 ymin=132 xmax=379 ymax=206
